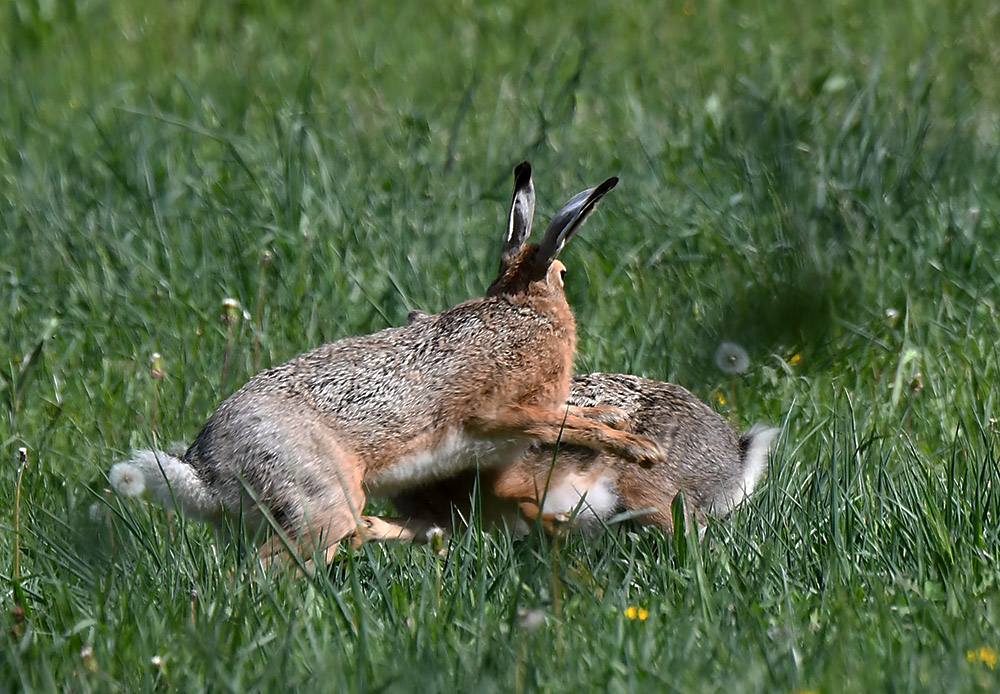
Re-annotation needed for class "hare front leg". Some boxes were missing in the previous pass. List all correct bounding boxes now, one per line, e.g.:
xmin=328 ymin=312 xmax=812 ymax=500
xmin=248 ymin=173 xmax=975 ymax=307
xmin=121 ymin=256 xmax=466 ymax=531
xmin=350 ymin=516 xmax=447 ymax=549
xmin=565 ymin=405 xmax=629 ymax=429
xmin=469 ymin=404 xmax=664 ymax=468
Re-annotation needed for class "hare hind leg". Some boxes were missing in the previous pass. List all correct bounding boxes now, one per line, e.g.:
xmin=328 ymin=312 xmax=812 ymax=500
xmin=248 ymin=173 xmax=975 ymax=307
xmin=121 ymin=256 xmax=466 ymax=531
xmin=471 ymin=404 xmax=664 ymax=468
xmin=255 ymin=440 xmax=367 ymax=570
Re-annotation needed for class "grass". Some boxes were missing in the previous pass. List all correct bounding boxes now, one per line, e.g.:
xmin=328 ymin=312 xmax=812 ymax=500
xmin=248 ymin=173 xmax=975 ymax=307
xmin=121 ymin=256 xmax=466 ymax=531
xmin=3 ymin=0 xmax=1000 ymax=690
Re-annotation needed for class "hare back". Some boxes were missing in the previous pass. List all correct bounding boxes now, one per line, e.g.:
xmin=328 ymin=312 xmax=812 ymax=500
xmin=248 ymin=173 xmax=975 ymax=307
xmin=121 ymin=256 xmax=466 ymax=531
xmin=566 ymin=373 xmax=742 ymax=493
xmin=228 ymin=295 xmax=574 ymax=474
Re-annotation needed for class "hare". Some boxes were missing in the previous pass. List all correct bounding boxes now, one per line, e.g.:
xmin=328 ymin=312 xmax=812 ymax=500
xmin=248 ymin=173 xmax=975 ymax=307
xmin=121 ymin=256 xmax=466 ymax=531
xmin=109 ymin=162 xmax=665 ymax=564
xmin=391 ymin=371 xmax=780 ymax=536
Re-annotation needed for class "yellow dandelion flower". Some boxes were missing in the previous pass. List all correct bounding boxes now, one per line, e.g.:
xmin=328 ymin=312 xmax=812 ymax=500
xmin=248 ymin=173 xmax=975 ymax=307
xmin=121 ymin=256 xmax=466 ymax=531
xmin=713 ymin=392 xmax=726 ymax=406
xmin=789 ymin=353 xmax=802 ymax=365
xmin=624 ymin=606 xmax=649 ymax=620
xmin=967 ymin=646 xmax=997 ymax=669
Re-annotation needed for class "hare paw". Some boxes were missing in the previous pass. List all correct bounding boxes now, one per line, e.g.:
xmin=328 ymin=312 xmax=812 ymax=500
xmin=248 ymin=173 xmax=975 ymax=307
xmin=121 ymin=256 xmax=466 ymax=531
xmin=623 ymin=434 xmax=665 ymax=468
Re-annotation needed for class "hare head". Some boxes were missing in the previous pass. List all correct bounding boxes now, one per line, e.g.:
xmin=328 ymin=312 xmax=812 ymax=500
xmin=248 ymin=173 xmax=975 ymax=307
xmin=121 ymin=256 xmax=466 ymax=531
xmin=488 ymin=162 xmax=618 ymax=299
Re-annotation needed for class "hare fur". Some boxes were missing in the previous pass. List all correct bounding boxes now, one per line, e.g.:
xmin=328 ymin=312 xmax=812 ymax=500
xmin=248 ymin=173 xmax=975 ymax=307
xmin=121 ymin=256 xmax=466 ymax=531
xmin=391 ymin=372 xmax=779 ymax=536
xmin=109 ymin=163 xmax=665 ymax=564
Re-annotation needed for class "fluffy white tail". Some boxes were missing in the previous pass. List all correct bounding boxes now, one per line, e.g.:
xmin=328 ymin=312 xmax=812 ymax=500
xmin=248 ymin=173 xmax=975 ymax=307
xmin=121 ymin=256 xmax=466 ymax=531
xmin=709 ymin=424 xmax=780 ymax=516
xmin=109 ymin=450 xmax=220 ymax=522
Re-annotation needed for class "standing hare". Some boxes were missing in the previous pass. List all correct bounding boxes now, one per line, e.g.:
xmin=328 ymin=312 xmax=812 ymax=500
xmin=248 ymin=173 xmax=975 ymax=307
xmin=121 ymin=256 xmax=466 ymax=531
xmin=110 ymin=163 xmax=664 ymax=564
xmin=392 ymin=370 xmax=779 ymax=536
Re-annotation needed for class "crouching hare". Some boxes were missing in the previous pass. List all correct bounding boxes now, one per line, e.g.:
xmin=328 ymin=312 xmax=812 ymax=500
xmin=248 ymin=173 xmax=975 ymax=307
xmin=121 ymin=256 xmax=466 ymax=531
xmin=110 ymin=162 xmax=664 ymax=565
xmin=392 ymin=372 xmax=780 ymax=536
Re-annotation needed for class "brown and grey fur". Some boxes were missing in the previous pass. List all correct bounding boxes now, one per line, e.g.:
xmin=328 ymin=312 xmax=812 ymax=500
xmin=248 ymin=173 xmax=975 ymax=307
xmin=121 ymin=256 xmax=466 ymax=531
xmin=391 ymin=372 xmax=780 ymax=537
xmin=109 ymin=163 xmax=665 ymax=564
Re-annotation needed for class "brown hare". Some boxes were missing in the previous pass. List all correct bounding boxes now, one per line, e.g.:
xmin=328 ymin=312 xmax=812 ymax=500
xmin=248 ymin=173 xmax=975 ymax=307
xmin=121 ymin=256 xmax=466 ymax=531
xmin=109 ymin=163 xmax=665 ymax=564
xmin=391 ymin=369 xmax=779 ymax=537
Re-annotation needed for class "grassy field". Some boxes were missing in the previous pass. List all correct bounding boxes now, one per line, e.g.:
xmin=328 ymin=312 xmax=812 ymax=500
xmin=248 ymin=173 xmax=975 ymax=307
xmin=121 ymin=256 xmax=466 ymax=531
xmin=3 ymin=0 xmax=1000 ymax=691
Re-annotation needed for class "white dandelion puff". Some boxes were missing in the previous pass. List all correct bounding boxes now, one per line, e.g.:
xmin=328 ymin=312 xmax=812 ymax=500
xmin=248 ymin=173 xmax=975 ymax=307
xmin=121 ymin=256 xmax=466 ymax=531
xmin=516 ymin=607 xmax=547 ymax=631
xmin=714 ymin=342 xmax=750 ymax=375
xmin=80 ymin=645 xmax=97 ymax=674
xmin=424 ymin=526 xmax=449 ymax=556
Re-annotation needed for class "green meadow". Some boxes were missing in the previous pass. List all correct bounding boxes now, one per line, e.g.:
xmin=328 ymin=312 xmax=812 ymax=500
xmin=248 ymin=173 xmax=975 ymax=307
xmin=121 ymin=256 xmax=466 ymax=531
xmin=3 ymin=1 xmax=1000 ymax=690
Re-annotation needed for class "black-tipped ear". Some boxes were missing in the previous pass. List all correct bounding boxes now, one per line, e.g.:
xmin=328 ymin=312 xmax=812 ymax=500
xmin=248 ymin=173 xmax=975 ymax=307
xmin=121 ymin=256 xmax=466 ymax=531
xmin=499 ymin=161 xmax=535 ymax=268
xmin=534 ymin=176 xmax=618 ymax=272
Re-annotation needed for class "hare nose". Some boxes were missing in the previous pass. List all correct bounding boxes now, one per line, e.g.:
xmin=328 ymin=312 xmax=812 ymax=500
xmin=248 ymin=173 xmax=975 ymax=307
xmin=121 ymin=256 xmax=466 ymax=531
xmin=550 ymin=260 xmax=567 ymax=287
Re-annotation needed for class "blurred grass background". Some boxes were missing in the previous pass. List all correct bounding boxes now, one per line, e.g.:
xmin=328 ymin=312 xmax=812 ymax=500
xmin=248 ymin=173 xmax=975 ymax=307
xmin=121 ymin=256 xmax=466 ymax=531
xmin=3 ymin=0 xmax=1000 ymax=691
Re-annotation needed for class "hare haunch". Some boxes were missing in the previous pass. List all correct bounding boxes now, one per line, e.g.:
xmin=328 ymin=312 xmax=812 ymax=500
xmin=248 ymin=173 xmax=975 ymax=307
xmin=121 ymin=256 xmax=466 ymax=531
xmin=109 ymin=163 xmax=664 ymax=564
xmin=391 ymin=372 xmax=779 ymax=537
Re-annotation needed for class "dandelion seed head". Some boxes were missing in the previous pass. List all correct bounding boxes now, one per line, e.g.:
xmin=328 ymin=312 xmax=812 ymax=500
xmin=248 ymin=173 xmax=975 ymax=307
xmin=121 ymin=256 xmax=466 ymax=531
xmin=517 ymin=607 xmax=546 ymax=631
xmin=150 ymin=352 xmax=164 ymax=379
xmin=426 ymin=526 xmax=447 ymax=553
xmin=221 ymin=298 xmax=241 ymax=325
xmin=80 ymin=645 xmax=97 ymax=673
xmin=714 ymin=342 xmax=750 ymax=375
xmin=151 ymin=655 xmax=163 ymax=668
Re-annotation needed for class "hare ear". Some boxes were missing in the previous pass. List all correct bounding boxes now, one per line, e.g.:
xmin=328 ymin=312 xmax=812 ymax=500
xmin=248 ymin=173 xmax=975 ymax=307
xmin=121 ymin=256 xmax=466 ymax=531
xmin=500 ymin=161 xmax=535 ymax=267
xmin=534 ymin=176 xmax=618 ymax=273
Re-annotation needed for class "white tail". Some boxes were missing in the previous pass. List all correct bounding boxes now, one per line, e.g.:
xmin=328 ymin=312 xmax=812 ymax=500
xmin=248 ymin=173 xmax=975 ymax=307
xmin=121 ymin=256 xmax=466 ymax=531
xmin=709 ymin=424 xmax=780 ymax=516
xmin=109 ymin=450 xmax=220 ymax=521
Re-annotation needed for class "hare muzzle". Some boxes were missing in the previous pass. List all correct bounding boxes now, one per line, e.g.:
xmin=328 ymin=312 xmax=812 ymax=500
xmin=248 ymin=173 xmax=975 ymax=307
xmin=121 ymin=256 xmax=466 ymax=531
xmin=549 ymin=260 xmax=567 ymax=289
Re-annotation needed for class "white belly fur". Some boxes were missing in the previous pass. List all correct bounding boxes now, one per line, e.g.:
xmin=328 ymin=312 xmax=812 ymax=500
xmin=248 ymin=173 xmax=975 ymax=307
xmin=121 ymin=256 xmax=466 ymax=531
xmin=366 ymin=429 xmax=528 ymax=496
xmin=540 ymin=472 xmax=619 ymax=531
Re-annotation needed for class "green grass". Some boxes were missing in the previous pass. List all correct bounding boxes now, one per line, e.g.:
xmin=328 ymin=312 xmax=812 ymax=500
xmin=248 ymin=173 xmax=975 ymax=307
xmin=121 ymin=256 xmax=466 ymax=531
xmin=3 ymin=0 xmax=1000 ymax=691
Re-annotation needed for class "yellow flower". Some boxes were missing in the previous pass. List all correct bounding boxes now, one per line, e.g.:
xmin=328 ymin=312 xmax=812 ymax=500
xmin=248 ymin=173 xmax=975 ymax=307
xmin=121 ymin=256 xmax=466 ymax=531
xmin=967 ymin=646 xmax=997 ymax=669
xmin=713 ymin=392 xmax=726 ymax=406
xmin=624 ymin=606 xmax=649 ymax=620
xmin=789 ymin=353 xmax=802 ymax=365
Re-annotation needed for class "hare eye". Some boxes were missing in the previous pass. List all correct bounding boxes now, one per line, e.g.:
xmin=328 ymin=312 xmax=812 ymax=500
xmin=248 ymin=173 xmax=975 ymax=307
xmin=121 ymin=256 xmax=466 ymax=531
xmin=559 ymin=267 xmax=567 ymax=282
